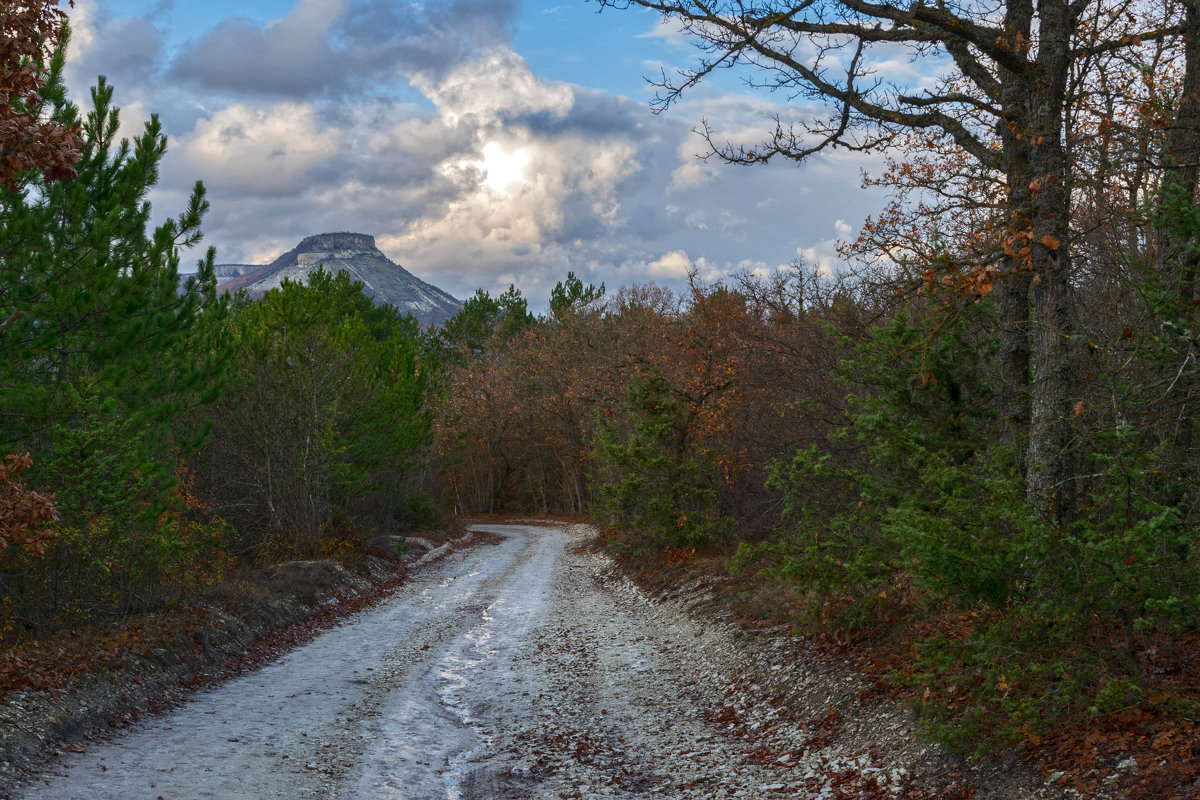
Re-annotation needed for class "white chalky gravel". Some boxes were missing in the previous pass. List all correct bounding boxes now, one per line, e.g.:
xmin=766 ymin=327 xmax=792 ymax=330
xmin=11 ymin=524 xmax=1070 ymax=800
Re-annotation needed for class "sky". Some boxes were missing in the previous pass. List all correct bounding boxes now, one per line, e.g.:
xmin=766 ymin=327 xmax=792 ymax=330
xmin=63 ymin=0 xmax=891 ymax=309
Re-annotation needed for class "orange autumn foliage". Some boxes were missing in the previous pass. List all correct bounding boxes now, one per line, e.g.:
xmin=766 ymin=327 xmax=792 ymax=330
xmin=0 ymin=452 xmax=57 ymax=556
xmin=0 ymin=1 xmax=81 ymax=190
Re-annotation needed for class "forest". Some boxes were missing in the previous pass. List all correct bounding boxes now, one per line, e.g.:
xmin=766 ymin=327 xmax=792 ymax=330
xmin=1 ymin=0 xmax=1198 ymax=794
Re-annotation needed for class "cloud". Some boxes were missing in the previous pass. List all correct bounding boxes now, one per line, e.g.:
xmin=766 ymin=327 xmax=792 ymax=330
xmin=519 ymin=86 xmax=653 ymax=139
xmin=652 ymin=250 xmax=722 ymax=281
xmin=65 ymin=0 xmax=97 ymax=58
xmin=168 ymin=0 xmax=523 ymax=99
xmin=670 ymin=138 xmax=719 ymax=190
xmin=171 ymin=102 xmax=343 ymax=196
xmin=63 ymin=1 xmax=892 ymax=310
xmin=797 ymin=218 xmax=860 ymax=276
xmin=386 ymin=124 xmax=641 ymax=278
xmin=349 ymin=48 xmax=649 ymax=295
xmin=412 ymin=48 xmax=574 ymax=126
xmin=170 ymin=0 xmax=348 ymax=97
xmin=66 ymin=5 xmax=165 ymax=93
xmin=337 ymin=0 xmax=520 ymax=81
xmin=648 ymin=250 xmax=693 ymax=278
xmin=636 ymin=17 xmax=690 ymax=45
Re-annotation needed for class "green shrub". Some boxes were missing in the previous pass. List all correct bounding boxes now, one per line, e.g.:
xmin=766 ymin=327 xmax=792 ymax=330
xmin=592 ymin=369 xmax=734 ymax=554
xmin=402 ymin=490 xmax=444 ymax=531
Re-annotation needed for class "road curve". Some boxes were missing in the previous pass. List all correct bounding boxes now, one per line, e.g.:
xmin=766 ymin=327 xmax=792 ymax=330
xmin=15 ymin=523 xmax=1039 ymax=799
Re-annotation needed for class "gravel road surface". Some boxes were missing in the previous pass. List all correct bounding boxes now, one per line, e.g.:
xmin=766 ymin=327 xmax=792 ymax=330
xmin=12 ymin=523 xmax=1062 ymax=800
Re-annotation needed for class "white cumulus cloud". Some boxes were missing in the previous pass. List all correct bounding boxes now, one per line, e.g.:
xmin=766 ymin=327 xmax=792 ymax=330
xmin=173 ymin=103 xmax=343 ymax=196
xmin=412 ymin=48 xmax=574 ymax=127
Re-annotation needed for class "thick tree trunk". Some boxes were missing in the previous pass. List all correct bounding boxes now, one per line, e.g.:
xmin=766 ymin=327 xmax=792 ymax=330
xmin=1022 ymin=3 xmax=1078 ymax=523
xmin=1026 ymin=153 xmax=1076 ymax=521
xmin=995 ymin=0 xmax=1035 ymax=475
xmin=998 ymin=97 xmax=1033 ymax=466
xmin=998 ymin=267 xmax=1032 ymax=460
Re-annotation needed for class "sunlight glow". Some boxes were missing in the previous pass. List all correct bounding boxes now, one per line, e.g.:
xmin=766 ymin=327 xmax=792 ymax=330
xmin=480 ymin=141 xmax=532 ymax=196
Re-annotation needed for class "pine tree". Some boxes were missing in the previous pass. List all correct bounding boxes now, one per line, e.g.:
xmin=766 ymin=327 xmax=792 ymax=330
xmin=197 ymin=269 xmax=431 ymax=557
xmin=0 ymin=64 xmax=227 ymax=522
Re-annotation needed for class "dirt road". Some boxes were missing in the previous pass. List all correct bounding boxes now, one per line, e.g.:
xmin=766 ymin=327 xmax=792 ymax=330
xmin=12 ymin=523 xmax=1062 ymax=799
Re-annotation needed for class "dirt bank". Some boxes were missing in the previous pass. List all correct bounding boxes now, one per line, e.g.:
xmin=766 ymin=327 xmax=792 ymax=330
xmin=0 ymin=531 xmax=475 ymax=791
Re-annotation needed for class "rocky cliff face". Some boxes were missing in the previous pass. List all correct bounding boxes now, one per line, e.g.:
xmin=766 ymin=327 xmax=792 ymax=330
xmin=216 ymin=233 xmax=462 ymax=327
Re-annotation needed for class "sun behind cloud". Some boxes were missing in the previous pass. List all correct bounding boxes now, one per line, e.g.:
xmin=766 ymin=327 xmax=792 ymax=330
xmin=60 ymin=0 xmax=890 ymax=306
xmin=479 ymin=141 xmax=532 ymax=196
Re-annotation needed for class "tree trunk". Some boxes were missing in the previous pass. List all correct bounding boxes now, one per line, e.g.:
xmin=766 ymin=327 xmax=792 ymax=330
xmin=1022 ymin=3 xmax=1078 ymax=523
xmin=999 ymin=55 xmax=1033 ymax=467
xmin=995 ymin=0 xmax=1036 ymax=480
xmin=998 ymin=268 xmax=1031 ymax=460
xmin=1026 ymin=160 xmax=1076 ymax=522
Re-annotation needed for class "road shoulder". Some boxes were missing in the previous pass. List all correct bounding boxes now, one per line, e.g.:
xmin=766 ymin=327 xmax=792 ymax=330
xmin=0 ymin=529 xmax=481 ymax=793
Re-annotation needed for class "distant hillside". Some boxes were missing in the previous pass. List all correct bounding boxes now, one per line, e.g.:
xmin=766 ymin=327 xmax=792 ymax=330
xmin=216 ymin=233 xmax=463 ymax=327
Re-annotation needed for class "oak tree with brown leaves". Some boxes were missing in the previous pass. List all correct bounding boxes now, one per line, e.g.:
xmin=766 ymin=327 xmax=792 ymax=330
xmin=0 ymin=0 xmax=79 ymax=190
xmin=0 ymin=452 xmax=55 ymax=556
xmin=595 ymin=0 xmax=1190 ymax=521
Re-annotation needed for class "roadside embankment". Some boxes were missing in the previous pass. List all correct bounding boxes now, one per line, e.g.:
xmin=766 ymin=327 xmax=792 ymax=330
xmin=0 ymin=529 xmax=474 ymax=788
xmin=595 ymin=537 xmax=1094 ymax=800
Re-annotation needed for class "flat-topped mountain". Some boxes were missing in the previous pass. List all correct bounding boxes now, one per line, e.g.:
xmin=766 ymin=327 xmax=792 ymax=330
xmin=216 ymin=233 xmax=462 ymax=326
